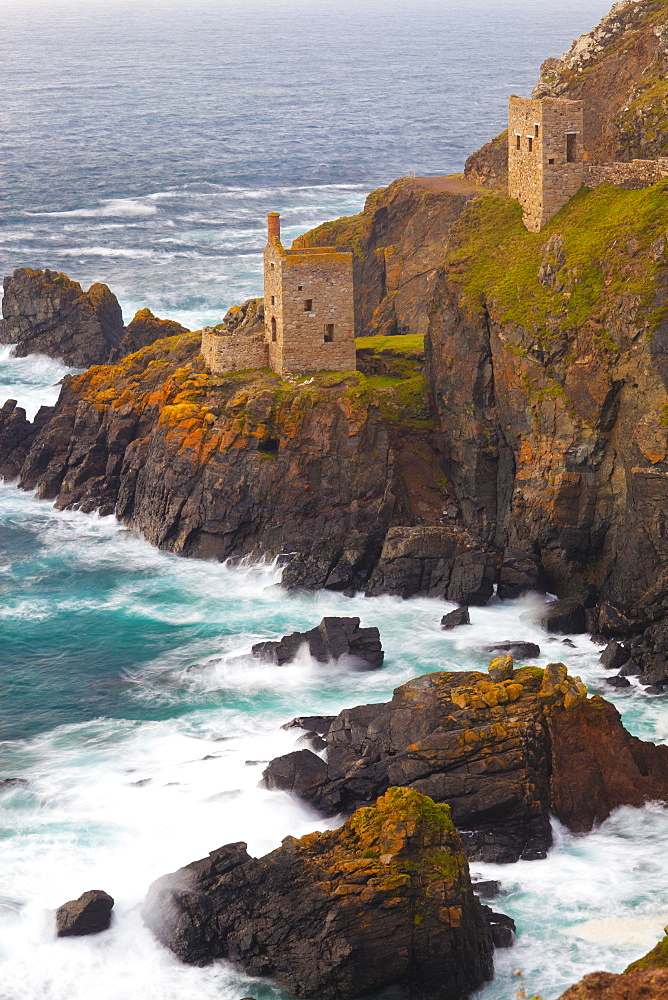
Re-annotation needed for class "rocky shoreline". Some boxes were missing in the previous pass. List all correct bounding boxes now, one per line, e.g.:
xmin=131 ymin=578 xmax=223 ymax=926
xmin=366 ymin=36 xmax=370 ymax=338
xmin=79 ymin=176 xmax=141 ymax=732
xmin=261 ymin=653 xmax=668 ymax=863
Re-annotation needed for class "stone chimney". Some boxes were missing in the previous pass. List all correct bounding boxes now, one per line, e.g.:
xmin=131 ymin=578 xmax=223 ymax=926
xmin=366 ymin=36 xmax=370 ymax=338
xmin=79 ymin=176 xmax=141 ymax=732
xmin=267 ymin=212 xmax=280 ymax=243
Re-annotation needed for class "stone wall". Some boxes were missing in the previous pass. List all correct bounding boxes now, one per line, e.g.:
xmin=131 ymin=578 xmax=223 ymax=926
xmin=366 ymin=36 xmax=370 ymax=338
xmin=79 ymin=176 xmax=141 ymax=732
xmin=263 ymin=217 xmax=355 ymax=377
xmin=279 ymin=249 xmax=355 ymax=375
xmin=264 ymin=238 xmax=284 ymax=374
xmin=584 ymin=159 xmax=668 ymax=189
xmin=201 ymin=326 xmax=268 ymax=374
xmin=508 ymin=96 xmax=584 ymax=232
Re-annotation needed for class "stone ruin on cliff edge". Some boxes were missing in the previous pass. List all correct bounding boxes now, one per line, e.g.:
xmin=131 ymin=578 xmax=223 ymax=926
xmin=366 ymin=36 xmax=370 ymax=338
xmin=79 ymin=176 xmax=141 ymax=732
xmin=508 ymin=94 xmax=668 ymax=232
xmin=201 ymin=213 xmax=356 ymax=376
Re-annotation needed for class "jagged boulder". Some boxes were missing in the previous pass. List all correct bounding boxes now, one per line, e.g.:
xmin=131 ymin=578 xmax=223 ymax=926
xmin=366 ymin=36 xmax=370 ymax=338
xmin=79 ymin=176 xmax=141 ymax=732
xmin=538 ymin=597 xmax=589 ymax=634
xmin=142 ymin=788 xmax=494 ymax=999
xmin=263 ymin=659 xmax=668 ymax=863
xmin=55 ymin=889 xmax=114 ymax=936
xmin=109 ymin=308 xmax=189 ymax=361
xmin=251 ymin=617 xmax=384 ymax=670
xmin=0 ymin=269 xmax=124 ymax=366
xmin=441 ymin=607 xmax=471 ymax=629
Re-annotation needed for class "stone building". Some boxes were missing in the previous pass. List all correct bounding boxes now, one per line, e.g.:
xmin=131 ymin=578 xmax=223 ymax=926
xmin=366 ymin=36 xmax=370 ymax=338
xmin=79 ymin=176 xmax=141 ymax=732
xmin=264 ymin=213 xmax=355 ymax=376
xmin=508 ymin=95 xmax=584 ymax=232
xmin=201 ymin=213 xmax=356 ymax=376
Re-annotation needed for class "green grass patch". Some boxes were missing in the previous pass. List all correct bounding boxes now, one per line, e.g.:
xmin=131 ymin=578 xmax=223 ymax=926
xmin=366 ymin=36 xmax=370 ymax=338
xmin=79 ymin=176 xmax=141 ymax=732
xmin=447 ymin=181 xmax=668 ymax=347
xmin=355 ymin=333 xmax=425 ymax=356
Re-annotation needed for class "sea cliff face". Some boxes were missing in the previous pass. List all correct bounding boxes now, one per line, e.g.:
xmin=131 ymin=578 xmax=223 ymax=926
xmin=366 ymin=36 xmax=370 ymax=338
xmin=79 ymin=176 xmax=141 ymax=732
xmin=3 ymin=171 xmax=668 ymax=638
xmin=0 ymin=331 xmax=503 ymax=597
xmin=291 ymin=169 xmax=668 ymax=677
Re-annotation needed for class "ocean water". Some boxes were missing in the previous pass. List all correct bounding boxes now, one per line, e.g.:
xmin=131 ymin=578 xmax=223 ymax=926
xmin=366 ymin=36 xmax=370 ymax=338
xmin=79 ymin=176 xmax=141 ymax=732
xmin=4 ymin=1 xmax=667 ymax=999
xmin=1 ymin=0 xmax=612 ymax=329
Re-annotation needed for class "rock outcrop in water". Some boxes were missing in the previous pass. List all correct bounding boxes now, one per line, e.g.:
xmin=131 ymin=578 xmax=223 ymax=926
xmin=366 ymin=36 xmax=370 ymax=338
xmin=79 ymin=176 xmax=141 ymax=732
xmin=142 ymin=787 xmax=495 ymax=999
xmin=262 ymin=659 xmax=668 ymax=863
xmin=0 ymin=269 xmax=124 ymax=367
xmin=55 ymin=889 xmax=114 ymax=936
xmin=0 ymin=269 xmax=191 ymax=368
xmin=251 ymin=616 xmax=384 ymax=670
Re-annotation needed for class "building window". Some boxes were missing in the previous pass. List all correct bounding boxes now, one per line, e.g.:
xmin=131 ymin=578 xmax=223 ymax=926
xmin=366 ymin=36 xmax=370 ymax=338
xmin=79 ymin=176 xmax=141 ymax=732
xmin=297 ymin=285 xmax=303 ymax=290
xmin=270 ymin=262 xmax=274 ymax=270
xmin=270 ymin=295 xmax=275 ymax=305
xmin=528 ymin=137 xmax=533 ymax=153
xmin=304 ymin=299 xmax=313 ymax=312
xmin=324 ymin=324 xmax=334 ymax=342
xmin=548 ymin=158 xmax=555 ymax=165
xmin=566 ymin=133 xmax=576 ymax=163
xmin=271 ymin=317 xmax=277 ymax=342
xmin=515 ymin=134 xmax=521 ymax=150
xmin=535 ymin=124 xmax=539 ymax=138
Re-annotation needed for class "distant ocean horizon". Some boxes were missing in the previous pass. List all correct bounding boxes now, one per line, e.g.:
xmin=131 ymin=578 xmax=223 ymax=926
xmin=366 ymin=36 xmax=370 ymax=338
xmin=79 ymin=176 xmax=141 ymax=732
xmin=1 ymin=0 xmax=612 ymax=329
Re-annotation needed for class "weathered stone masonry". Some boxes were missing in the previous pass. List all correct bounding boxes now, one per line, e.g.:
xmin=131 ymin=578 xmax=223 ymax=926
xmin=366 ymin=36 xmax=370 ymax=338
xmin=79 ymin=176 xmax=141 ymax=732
xmin=508 ymin=95 xmax=584 ymax=233
xmin=201 ymin=213 xmax=356 ymax=376
xmin=509 ymin=95 xmax=668 ymax=232
xmin=584 ymin=158 xmax=668 ymax=189
xmin=264 ymin=213 xmax=356 ymax=377
xmin=200 ymin=324 xmax=268 ymax=373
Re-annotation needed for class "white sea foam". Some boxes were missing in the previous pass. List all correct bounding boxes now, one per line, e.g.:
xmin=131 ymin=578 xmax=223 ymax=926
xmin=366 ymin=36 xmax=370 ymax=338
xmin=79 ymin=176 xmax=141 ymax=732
xmin=29 ymin=198 xmax=160 ymax=219
xmin=0 ymin=346 xmax=74 ymax=418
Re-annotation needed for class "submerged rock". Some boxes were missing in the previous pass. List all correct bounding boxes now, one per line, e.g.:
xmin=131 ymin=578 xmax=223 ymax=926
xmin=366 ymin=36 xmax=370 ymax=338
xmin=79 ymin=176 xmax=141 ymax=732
xmin=142 ymin=787 xmax=494 ymax=999
xmin=263 ymin=658 xmax=668 ymax=863
xmin=251 ymin=617 xmax=384 ymax=670
xmin=55 ymin=889 xmax=114 ymax=936
xmin=0 ymin=777 xmax=27 ymax=791
xmin=484 ymin=641 xmax=540 ymax=660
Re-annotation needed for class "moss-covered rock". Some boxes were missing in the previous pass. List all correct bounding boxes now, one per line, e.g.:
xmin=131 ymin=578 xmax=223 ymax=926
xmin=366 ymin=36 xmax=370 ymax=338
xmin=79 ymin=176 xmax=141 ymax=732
xmin=142 ymin=787 xmax=494 ymax=1000
xmin=626 ymin=933 xmax=668 ymax=972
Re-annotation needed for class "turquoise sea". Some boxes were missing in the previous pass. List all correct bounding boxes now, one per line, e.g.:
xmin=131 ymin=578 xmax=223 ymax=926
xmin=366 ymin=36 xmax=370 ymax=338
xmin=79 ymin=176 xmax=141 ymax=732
xmin=4 ymin=2 xmax=668 ymax=999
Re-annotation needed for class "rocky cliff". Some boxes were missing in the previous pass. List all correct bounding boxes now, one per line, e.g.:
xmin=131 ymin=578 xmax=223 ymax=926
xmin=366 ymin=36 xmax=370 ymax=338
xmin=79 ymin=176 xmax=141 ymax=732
xmin=4 ymin=1 xmax=668 ymax=662
xmin=142 ymin=787 xmax=495 ymax=999
xmin=0 ymin=329 xmax=504 ymax=595
xmin=0 ymin=268 xmax=124 ymax=367
xmin=109 ymin=307 xmax=190 ymax=362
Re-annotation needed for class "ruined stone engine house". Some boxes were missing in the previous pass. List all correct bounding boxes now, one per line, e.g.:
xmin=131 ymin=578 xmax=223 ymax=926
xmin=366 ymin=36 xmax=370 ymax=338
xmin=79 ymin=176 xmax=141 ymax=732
xmin=201 ymin=213 xmax=355 ymax=376
xmin=509 ymin=95 xmax=668 ymax=232
xmin=508 ymin=95 xmax=585 ymax=233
